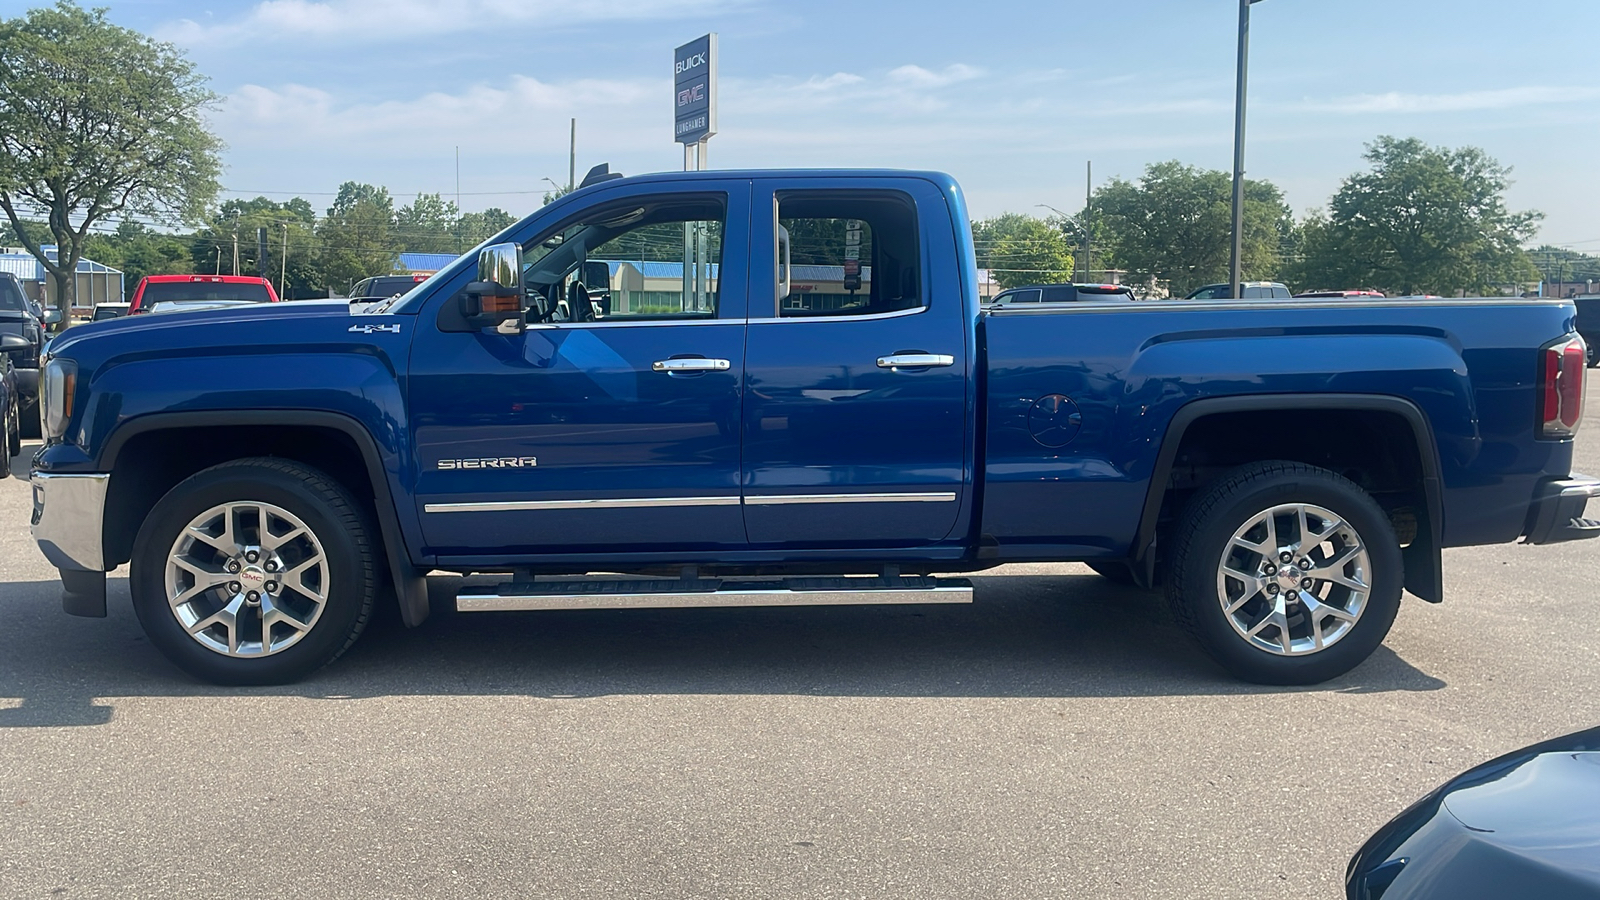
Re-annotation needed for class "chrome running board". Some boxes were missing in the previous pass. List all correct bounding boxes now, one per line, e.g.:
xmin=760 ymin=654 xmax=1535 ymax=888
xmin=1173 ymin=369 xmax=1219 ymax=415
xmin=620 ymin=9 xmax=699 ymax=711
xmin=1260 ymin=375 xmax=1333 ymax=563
xmin=455 ymin=575 xmax=974 ymax=612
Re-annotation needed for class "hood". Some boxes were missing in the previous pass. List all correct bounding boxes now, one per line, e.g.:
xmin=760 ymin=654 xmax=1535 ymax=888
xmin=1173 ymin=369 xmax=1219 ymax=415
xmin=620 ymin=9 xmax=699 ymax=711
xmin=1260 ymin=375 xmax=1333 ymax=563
xmin=48 ymin=299 xmax=355 ymax=358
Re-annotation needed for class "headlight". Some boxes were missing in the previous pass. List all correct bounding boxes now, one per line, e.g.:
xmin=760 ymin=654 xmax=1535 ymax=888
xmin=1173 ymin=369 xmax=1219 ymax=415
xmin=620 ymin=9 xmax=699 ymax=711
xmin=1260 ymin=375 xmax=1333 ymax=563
xmin=41 ymin=358 xmax=77 ymax=440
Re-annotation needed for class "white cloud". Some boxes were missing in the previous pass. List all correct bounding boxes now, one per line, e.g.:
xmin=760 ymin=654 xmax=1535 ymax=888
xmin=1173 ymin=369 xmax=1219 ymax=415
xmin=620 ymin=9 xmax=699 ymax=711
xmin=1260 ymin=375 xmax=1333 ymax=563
xmin=1301 ymin=85 xmax=1600 ymax=115
xmin=160 ymin=0 xmax=753 ymax=45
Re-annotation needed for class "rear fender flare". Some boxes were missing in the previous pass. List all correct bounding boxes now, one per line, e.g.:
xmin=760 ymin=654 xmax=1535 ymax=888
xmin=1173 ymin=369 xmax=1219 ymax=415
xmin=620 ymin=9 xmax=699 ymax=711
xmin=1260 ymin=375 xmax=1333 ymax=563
xmin=1132 ymin=394 xmax=1444 ymax=602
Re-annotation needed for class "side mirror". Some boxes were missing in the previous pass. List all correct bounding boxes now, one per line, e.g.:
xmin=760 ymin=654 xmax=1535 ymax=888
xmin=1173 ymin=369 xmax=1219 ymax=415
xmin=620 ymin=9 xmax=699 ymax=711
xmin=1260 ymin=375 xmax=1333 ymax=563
xmin=43 ymin=308 xmax=63 ymax=325
xmin=0 ymin=334 xmax=31 ymax=355
xmin=461 ymin=242 xmax=525 ymax=331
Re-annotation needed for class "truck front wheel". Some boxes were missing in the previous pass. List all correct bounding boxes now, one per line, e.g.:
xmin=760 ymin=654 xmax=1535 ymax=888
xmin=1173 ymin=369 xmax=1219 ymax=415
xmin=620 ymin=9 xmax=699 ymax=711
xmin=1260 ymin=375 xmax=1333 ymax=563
xmin=129 ymin=458 xmax=378 ymax=685
xmin=1165 ymin=461 xmax=1403 ymax=685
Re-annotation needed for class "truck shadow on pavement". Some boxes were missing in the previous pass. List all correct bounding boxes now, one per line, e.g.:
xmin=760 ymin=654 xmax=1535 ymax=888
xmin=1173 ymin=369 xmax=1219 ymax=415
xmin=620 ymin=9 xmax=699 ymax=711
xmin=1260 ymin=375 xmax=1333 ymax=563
xmin=0 ymin=572 xmax=1445 ymax=728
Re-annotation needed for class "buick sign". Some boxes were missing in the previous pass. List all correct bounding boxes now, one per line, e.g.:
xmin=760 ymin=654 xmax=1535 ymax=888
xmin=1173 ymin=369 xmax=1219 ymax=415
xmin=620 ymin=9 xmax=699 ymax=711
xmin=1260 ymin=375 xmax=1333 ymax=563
xmin=673 ymin=33 xmax=717 ymax=144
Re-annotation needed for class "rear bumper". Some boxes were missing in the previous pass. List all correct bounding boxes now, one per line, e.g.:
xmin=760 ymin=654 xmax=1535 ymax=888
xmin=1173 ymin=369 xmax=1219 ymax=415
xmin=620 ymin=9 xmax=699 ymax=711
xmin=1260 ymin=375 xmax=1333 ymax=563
xmin=1523 ymin=474 xmax=1600 ymax=544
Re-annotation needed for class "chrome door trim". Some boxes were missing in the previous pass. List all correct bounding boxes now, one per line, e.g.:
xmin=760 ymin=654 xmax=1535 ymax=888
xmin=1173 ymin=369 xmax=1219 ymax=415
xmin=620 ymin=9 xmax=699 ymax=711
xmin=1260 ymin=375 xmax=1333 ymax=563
xmin=652 ymin=358 xmax=732 ymax=372
xmin=524 ymin=317 xmax=741 ymax=330
xmin=425 ymin=495 xmax=742 ymax=514
xmin=743 ymin=492 xmax=957 ymax=505
xmin=746 ymin=306 xmax=928 ymax=325
xmin=876 ymin=353 xmax=954 ymax=369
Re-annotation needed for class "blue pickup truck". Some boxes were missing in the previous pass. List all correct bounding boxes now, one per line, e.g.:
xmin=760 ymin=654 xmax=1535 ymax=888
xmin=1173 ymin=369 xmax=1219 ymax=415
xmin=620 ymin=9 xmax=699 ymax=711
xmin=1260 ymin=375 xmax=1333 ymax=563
xmin=28 ymin=168 xmax=1599 ymax=686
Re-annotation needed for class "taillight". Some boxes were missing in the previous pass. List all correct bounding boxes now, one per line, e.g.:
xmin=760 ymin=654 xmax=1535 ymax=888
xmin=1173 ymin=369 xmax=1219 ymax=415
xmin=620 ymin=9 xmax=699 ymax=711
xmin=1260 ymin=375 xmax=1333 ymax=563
xmin=1539 ymin=335 xmax=1586 ymax=439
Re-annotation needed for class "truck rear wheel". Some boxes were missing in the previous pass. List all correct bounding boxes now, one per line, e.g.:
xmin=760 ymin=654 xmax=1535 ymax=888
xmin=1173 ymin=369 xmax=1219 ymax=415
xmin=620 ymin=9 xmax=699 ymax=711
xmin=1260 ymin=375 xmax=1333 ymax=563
xmin=1165 ymin=461 xmax=1402 ymax=685
xmin=129 ymin=458 xmax=378 ymax=685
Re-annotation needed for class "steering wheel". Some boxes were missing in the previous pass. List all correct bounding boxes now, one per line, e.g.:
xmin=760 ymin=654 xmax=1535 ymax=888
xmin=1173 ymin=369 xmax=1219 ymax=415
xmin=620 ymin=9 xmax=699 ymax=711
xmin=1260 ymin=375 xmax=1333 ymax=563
xmin=564 ymin=281 xmax=593 ymax=323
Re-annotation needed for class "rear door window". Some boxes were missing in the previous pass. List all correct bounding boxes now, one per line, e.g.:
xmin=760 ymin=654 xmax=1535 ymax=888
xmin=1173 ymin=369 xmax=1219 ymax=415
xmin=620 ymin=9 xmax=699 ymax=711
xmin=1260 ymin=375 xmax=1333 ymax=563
xmin=776 ymin=192 xmax=922 ymax=317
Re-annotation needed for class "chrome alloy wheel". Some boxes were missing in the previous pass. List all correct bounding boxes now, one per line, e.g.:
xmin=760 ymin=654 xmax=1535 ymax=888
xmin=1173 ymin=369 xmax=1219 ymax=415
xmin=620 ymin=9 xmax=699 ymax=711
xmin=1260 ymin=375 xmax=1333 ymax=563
xmin=165 ymin=502 xmax=329 ymax=658
xmin=1215 ymin=502 xmax=1371 ymax=656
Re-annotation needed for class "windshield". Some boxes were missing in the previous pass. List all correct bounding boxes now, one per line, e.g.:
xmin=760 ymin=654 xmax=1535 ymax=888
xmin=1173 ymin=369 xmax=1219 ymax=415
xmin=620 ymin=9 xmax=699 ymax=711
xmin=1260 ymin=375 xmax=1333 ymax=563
xmin=142 ymin=282 xmax=272 ymax=303
xmin=0 ymin=277 xmax=26 ymax=311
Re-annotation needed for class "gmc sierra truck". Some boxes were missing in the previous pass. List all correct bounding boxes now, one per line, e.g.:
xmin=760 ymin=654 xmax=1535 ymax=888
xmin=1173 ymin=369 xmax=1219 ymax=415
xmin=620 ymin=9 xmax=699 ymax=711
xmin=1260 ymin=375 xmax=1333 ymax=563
xmin=29 ymin=168 xmax=1600 ymax=686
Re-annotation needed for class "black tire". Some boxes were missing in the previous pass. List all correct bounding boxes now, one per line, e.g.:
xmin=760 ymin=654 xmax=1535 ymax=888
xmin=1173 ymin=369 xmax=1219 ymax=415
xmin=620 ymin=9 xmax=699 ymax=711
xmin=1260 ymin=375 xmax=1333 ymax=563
xmin=18 ymin=395 xmax=40 ymax=439
xmin=129 ymin=458 xmax=378 ymax=685
xmin=6 ymin=392 xmax=18 ymax=459
xmin=0 ymin=399 xmax=12 ymax=480
xmin=1165 ymin=461 xmax=1403 ymax=685
xmin=1086 ymin=561 xmax=1140 ymax=586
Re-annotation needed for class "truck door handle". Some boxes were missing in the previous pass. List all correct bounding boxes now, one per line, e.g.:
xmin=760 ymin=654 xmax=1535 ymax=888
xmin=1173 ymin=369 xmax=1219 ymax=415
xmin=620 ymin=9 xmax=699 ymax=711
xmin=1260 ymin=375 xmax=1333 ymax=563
xmin=652 ymin=358 xmax=731 ymax=372
xmin=877 ymin=353 xmax=954 ymax=369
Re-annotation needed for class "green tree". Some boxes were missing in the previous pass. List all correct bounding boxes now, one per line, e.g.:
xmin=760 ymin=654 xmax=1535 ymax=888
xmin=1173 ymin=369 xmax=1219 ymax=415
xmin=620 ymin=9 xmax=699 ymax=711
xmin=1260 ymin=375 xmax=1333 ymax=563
xmin=0 ymin=2 xmax=222 ymax=316
xmin=971 ymin=213 xmax=1074 ymax=289
xmin=318 ymin=182 xmax=399 ymax=294
xmin=83 ymin=221 xmax=192 ymax=287
xmin=457 ymin=207 xmax=517 ymax=247
xmin=1289 ymin=137 xmax=1541 ymax=296
xmin=1090 ymin=161 xmax=1290 ymax=298
xmin=191 ymin=196 xmax=322 ymax=295
xmin=1524 ymin=246 xmax=1599 ymax=292
xmin=395 ymin=192 xmax=461 ymax=254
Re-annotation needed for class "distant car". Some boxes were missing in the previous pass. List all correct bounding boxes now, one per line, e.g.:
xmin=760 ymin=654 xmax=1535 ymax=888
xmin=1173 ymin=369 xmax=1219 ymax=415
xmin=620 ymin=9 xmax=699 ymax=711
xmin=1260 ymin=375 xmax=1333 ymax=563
xmin=1575 ymin=296 xmax=1600 ymax=367
xmin=1347 ymin=725 xmax=1600 ymax=900
xmin=1293 ymin=289 xmax=1387 ymax=299
xmin=128 ymin=275 xmax=279 ymax=315
xmin=92 ymin=303 xmax=131 ymax=321
xmin=991 ymin=283 xmax=1136 ymax=304
xmin=1186 ymin=281 xmax=1292 ymax=300
xmin=349 ymin=274 xmax=430 ymax=300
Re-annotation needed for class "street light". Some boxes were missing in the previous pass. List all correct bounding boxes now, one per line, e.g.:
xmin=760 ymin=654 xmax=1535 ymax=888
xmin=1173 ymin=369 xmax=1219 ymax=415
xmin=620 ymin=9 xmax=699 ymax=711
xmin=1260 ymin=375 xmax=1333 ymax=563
xmin=1230 ymin=0 xmax=1267 ymax=301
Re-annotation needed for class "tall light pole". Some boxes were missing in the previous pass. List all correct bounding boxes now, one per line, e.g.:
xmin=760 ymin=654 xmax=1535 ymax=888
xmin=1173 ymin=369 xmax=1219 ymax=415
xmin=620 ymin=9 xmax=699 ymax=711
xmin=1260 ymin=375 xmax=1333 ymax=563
xmin=1230 ymin=0 xmax=1266 ymax=300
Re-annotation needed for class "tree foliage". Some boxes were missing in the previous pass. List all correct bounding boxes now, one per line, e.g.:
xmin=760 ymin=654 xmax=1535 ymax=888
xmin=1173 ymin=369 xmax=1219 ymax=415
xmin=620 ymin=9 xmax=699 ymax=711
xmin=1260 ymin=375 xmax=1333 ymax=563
xmin=0 ymin=1 xmax=221 ymax=312
xmin=1286 ymin=137 xmax=1540 ymax=296
xmin=1090 ymin=161 xmax=1290 ymax=298
xmin=457 ymin=207 xmax=516 ymax=247
xmin=395 ymin=192 xmax=461 ymax=254
xmin=318 ymin=182 xmax=400 ymax=293
xmin=971 ymin=213 xmax=1074 ymax=289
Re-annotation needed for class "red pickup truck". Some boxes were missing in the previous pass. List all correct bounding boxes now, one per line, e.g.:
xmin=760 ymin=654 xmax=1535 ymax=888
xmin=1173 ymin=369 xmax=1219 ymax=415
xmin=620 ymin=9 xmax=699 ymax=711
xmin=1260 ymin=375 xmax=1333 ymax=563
xmin=127 ymin=275 xmax=280 ymax=315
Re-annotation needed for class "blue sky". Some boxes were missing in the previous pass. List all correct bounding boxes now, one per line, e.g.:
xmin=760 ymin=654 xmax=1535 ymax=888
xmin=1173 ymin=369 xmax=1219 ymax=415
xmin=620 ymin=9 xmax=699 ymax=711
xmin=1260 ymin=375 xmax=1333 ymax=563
xmin=22 ymin=0 xmax=1600 ymax=249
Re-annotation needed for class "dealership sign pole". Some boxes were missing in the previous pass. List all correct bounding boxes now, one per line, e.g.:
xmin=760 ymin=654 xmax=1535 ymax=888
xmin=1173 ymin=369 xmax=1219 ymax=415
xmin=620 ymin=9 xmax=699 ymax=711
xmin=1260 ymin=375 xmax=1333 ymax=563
xmin=676 ymin=34 xmax=717 ymax=311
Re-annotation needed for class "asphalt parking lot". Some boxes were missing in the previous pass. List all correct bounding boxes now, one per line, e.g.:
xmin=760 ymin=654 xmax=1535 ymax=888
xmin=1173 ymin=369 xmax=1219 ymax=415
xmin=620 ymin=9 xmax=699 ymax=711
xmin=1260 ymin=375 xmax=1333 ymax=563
xmin=2 ymin=372 xmax=1598 ymax=900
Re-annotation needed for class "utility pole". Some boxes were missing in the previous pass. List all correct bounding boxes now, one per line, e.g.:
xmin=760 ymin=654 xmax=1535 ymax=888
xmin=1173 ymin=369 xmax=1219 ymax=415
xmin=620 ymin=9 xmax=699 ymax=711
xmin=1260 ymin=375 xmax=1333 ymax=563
xmin=455 ymin=145 xmax=462 ymax=254
xmin=257 ymin=227 xmax=267 ymax=279
xmin=231 ymin=215 xmax=239 ymax=276
xmin=1230 ymin=0 xmax=1266 ymax=300
xmin=569 ymin=118 xmax=577 ymax=192
xmin=280 ymin=223 xmax=289 ymax=298
xmin=1082 ymin=161 xmax=1092 ymax=283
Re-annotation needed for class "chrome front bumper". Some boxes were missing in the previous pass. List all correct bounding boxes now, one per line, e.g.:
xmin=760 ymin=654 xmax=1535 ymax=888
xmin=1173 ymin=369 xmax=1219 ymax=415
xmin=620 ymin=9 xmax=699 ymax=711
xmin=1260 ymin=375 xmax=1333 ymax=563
xmin=31 ymin=472 xmax=110 ymax=571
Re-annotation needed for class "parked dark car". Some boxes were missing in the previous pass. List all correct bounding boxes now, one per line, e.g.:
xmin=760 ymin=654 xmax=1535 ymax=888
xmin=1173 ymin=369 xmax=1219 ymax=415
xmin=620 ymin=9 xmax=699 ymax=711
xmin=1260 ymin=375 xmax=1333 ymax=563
xmin=0 ymin=271 xmax=51 ymax=437
xmin=1347 ymin=725 xmax=1600 ymax=900
xmin=92 ymin=303 xmax=131 ymax=321
xmin=1186 ymin=281 xmax=1292 ymax=300
xmin=991 ymin=283 xmax=1136 ymax=304
xmin=1575 ymin=296 xmax=1600 ymax=367
xmin=349 ymin=274 xmax=430 ymax=300
xmin=0 ymin=332 xmax=29 ymax=476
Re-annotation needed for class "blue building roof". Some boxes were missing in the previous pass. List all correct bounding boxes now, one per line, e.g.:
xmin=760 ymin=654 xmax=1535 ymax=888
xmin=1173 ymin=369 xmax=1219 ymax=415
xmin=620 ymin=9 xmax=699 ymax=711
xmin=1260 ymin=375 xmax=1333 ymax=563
xmin=396 ymin=252 xmax=458 ymax=272
xmin=0 ymin=248 xmax=123 ymax=280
